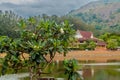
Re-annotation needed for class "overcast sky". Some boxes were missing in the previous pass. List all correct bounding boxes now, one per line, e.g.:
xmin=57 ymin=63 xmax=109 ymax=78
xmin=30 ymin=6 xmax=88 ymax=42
xmin=0 ymin=0 xmax=98 ymax=17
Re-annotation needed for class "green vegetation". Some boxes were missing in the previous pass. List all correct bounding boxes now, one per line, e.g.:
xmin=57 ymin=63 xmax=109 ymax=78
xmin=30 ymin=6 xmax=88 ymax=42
xmin=0 ymin=17 xmax=75 ymax=80
xmin=79 ymin=43 xmax=87 ymax=50
xmin=0 ymin=11 xmax=20 ymax=38
xmin=1 ymin=10 xmax=120 ymax=38
xmin=86 ymin=41 xmax=96 ymax=50
xmin=78 ymin=41 xmax=96 ymax=50
xmin=0 ymin=10 xmax=102 ymax=37
xmin=116 ymin=8 xmax=120 ymax=13
xmin=100 ymin=33 xmax=120 ymax=50
xmin=68 ymin=1 xmax=120 ymax=35
xmin=63 ymin=59 xmax=81 ymax=80
xmin=69 ymin=12 xmax=120 ymax=35
xmin=0 ymin=58 xmax=4 ymax=64
xmin=107 ymin=39 xmax=118 ymax=50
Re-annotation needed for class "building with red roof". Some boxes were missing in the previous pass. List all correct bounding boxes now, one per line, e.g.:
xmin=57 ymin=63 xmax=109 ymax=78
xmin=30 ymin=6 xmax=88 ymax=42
xmin=75 ymin=30 xmax=106 ymax=50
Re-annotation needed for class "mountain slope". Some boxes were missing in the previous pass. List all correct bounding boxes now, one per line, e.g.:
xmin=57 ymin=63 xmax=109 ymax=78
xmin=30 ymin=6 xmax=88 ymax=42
xmin=68 ymin=0 xmax=120 ymax=34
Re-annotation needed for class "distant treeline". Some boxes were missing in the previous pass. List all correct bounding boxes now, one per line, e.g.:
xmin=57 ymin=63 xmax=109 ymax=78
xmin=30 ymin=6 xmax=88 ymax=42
xmin=0 ymin=10 xmax=120 ymax=38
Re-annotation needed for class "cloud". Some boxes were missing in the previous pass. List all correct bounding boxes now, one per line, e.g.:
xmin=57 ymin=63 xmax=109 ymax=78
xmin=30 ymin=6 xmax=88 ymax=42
xmin=0 ymin=0 xmax=98 ymax=17
xmin=0 ymin=0 xmax=36 ymax=4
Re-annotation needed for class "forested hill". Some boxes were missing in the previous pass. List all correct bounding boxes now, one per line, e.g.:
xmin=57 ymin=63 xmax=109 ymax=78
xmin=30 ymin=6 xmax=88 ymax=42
xmin=68 ymin=0 xmax=120 ymax=34
xmin=1 ymin=0 xmax=120 ymax=38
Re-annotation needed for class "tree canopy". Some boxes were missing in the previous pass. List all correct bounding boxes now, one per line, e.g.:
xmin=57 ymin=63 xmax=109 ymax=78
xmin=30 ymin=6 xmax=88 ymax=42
xmin=0 ymin=17 xmax=75 ymax=80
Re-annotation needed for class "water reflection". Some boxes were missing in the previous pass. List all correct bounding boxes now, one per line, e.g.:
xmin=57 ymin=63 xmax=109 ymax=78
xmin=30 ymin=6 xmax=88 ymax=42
xmin=81 ymin=65 xmax=120 ymax=80
xmin=82 ymin=66 xmax=94 ymax=78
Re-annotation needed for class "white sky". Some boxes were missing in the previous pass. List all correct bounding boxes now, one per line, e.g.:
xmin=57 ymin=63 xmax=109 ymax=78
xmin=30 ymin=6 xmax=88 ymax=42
xmin=0 ymin=0 xmax=36 ymax=4
xmin=0 ymin=0 xmax=98 ymax=4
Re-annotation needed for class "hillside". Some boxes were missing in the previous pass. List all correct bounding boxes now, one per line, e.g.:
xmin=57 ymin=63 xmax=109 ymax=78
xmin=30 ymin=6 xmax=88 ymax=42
xmin=68 ymin=0 xmax=120 ymax=34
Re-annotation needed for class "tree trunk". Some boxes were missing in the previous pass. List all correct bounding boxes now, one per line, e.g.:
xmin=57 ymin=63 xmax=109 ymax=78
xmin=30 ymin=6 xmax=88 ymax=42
xmin=29 ymin=67 xmax=34 ymax=80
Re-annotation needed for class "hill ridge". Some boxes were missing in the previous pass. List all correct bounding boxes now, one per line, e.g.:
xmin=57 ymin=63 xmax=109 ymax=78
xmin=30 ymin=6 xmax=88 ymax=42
xmin=68 ymin=0 xmax=120 ymax=34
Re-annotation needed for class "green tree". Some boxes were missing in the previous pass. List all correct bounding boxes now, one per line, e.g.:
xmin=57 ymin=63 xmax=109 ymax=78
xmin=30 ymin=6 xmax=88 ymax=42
xmin=63 ymin=59 xmax=81 ymax=80
xmin=0 ymin=17 xmax=75 ymax=80
xmin=100 ymin=33 xmax=120 ymax=47
xmin=87 ymin=41 xmax=96 ymax=50
xmin=99 ymin=32 xmax=110 ymax=42
xmin=83 ymin=40 xmax=96 ymax=50
xmin=0 ymin=10 xmax=20 ymax=38
xmin=107 ymin=39 xmax=118 ymax=50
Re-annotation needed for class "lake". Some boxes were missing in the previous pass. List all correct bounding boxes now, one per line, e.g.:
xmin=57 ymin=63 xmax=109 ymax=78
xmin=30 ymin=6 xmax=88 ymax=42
xmin=80 ymin=63 xmax=120 ymax=80
xmin=37 ymin=62 xmax=120 ymax=80
xmin=0 ymin=63 xmax=120 ymax=80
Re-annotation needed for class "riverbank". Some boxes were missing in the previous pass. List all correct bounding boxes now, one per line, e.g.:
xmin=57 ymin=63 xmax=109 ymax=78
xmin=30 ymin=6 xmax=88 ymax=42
xmin=0 ymin=51 xmax=120 ymax=63
xmin=53 ymin=50 xmax=120 ymax=62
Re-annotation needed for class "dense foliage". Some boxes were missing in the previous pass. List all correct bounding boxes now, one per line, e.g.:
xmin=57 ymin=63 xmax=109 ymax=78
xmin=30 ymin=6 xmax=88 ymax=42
xmin=0 ymin=11 xmax=20 ymax=38
xmin=1 ymin=10 xmax=120 ymax=38
xmin=69 ymin=12 xmax=120 ymax=35
xmin=0 ymin=10 xmax=99 ymax=37
xmin=0 ymin=17 xmax=75 ymax=80
xmin=68 ymin=0 xmax=120 ymax=35
xmin=63 ymin=59 xmax=81 ymax=80
xmin=100 ymin=33 xmax=120 ymax=50
xmin=72 ymin=40 xmax=96 ymax=50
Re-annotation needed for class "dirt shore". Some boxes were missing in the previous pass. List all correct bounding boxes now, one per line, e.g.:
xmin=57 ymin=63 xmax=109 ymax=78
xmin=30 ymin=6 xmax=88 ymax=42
xmin=0 ymin=51 xmax=120 ymax=62
xmin=53 ymin=50 xmax=120 ymax=62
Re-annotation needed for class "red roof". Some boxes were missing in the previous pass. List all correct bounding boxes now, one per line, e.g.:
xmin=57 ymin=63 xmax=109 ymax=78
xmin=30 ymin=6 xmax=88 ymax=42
xmin=76 ymin=30 xmax=106 ymax=46
xmin=97 ymin=40 xmax=106 ymax=46
xmin=79 ymin=31 xmax=92 ymax=39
